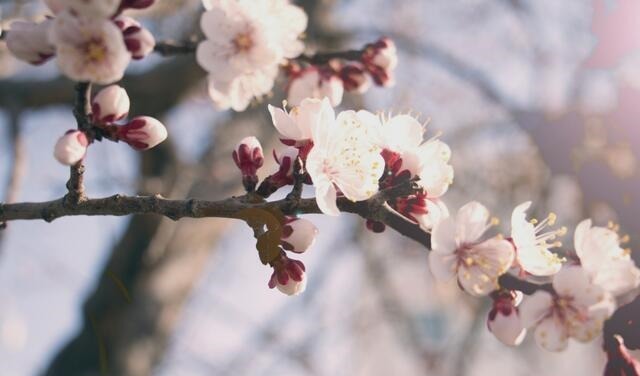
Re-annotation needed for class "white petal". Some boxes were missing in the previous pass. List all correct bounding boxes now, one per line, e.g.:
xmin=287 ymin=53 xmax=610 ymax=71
xmin=517 ymin=245 xmax=563 ymax=277
xmin=457 ymin=237 xmax=515 ymax=296
xmin=534 ymin=314 xmax=569 ymax=352
xmin=488 ymin=310 xmax=527 ymax=346
xmin=314 ymin=179 xmax=339 ymax=216
xmin=428 ymin=251 xmax=457 ymax=282
xmin=380 ymin=114 xmax=423 ymax=151
xmin=519 ymin=291 xmax=554 ymax=328
xmin=268 ymin=105 xmax=301 ymax=140
xmin=591 ymin=258 xmax=640 ymax=296
xmin=573 ymin=218 xmax=592 ymax=257
xmin=431 ymin=216 xmax=458 ymax=255
xmin=415 ymin=199 xmax=450 ymax=231
xmin=456 ymin=201 xmax=490 ymax=243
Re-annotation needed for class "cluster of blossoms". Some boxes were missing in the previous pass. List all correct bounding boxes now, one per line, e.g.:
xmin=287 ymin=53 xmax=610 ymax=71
xmin=286 ymin=38 xmax=399 ymax=107
xmin=6 ymin=0 xmax=156 ymax=84
xmin=427 ymin=199 xmax=639 ymax=355
xmin=195 ymin=0 xmax=397 ymax=111
xmin=196 ymin=0 xmax=308 ymax=111
xmin=54 ymin=85 xmax=167 ymax=165
xmin=232 ymin=97 xmax=454 ymax=295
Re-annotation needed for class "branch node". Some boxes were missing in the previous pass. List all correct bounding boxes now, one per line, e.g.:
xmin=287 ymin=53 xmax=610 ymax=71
xmin=41 ymin=208 xmax=57 ymax=223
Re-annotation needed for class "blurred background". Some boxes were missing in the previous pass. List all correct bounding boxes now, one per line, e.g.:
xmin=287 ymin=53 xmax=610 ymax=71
xmin=1 ymin=0 xmax=639 ymax=375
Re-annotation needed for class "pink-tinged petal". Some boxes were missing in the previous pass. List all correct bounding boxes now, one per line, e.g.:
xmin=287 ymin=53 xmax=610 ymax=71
xmin=519 ymin=291 xmax=554 ymax=328
xmin=418 ymin=159 xmax=454 ymax=198
xmin=431 ymin=216 xmax=457 ymax=255
xmin=592 ymin=258 xmax=640 ymax=296
xmin=534 ymin=314 xmax=569 ymax=352
xmin=314 ymin=179 xmax=339 ymax=216
xmin=268 ymin=105 xmax=301 ymax=140
xmin=517 ymin=245 xmax=563 ymax=277
xmin=552 ymin=266 xmax=600 ymax=305
xmin=488 ymin=310 xmax=527 ymax=346
xmin=428 ymin=251 xmax=457 ymax=282
xmin=457 ymin=238 xmax=513 ymax=297
xmin=573 ymin=219 xmax=592 ymax=257
xmin=380 ymin=114 xmax=423 ymax=151
xmin=456 ymin=201 xmax=490 ymax=243
xmin=415 ymin=199 xmax=450 ymax=231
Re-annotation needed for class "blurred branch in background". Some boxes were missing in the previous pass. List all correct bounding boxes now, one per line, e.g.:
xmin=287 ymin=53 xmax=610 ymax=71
xmin=0 ymin=107 xmax=25 ymax=252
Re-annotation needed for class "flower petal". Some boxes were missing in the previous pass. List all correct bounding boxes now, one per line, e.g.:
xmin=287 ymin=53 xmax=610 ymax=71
xmin=519 ymin=291 xmax=554 ymax=328
xmin=534 ymin=314 xmax=569 ymax=352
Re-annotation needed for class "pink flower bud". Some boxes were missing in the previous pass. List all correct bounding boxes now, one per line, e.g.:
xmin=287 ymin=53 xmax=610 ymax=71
xmin=118 ymin=116 xmax=167 ymax=150
xmin=123 ymin=25 xmax=156 ymax=60
xmin=53 ymin=130 xmax=89 ymax=166
xmin=92 ymin=85 xmax=130 ymax=124
xmin=287 ymin=67 xmax=344 ymax=107
xmin=362 ymin=37 xmax=398 ymax=87
xmin=268 ymin=255 xmax=307 ymax=296
xmin=281 ymin=218 xmax=318 ymax=253
xmin=487 ymin=291 xmax=526 ymax=346
xmin=340 ymin=64 xmax=370 ymax=93
xmin=232 ymin=136 xmax=264 ymax=192
xmin=119 ymin=0 xmax=155 ymax=10
xmin=6 ymin=20 xmax=56 ymax=65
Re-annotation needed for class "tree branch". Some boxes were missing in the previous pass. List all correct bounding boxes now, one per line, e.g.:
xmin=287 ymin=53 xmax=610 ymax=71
xmin=64 ymin=82 xmax=92 ymax=205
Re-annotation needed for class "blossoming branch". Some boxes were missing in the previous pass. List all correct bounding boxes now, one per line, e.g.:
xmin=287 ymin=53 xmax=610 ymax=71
xmin=1 ymin=1 xmax=639 ymax=375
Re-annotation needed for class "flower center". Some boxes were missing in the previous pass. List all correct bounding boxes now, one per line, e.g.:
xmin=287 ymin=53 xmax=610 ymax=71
xmin=85 ymin=39 xmax=107 ymax=63
xmin=233 ymin=32 xmax=253 ymax=52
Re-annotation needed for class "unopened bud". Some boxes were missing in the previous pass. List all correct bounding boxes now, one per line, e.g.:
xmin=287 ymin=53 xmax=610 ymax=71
xmin=268 ymin=255 xmax=307 ymax=296
xmin=366 ymin=219 xmax=386 ymax=233
xmin=123 ymin=25 xmax=155 ymax=60
xmin=117 ymin=116 xmax=167 ymax=150
xmin=232 ymin=136 xmax=264 ymax=192
xmin=6 ymin=20 xmax=56 ymax=65
xmin=92 ymin=85 xmax=130 ymax=124
xmin=362 ymin=37 xmax=398 ymax=87
xmin=340 ymin=64 xmax=370 ymax=93
xmin=54 ymin=130 xmax=89 ymax=166
xmin=281 ymin=218 xmax=318 ymax=253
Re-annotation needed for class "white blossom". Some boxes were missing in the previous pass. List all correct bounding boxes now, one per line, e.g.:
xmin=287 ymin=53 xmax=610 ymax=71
xmin=428 ymin=201 xmax=515 ymax=296
xmin=510 ymin=201 xmax=566 ymax=277
xmin=197 ymin=0 xmax=307 ymax=111
xmin=368 ymin=113 xmax=454 ymax=229
xmin=574 ymin=219 xmax=640 ymax=296
xmin=50 ymin=12 xmax=131 ymax=84
xmin=520 ymin=266 xmax=615 ymax=352
xmin=305 ymin=99 xmax=385 ymax=216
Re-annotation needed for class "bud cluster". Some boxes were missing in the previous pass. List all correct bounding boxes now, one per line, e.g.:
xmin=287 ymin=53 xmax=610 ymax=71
xmin=263 ymin=216 xmax=318 ymax=296
xmin=285 ymin=37 xmax=398 ymax=107
xmin=53 ymin=85 xmax=167 ymax=166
